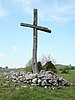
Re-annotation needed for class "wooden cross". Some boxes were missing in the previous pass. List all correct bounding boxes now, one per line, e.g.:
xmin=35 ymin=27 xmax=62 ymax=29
xmin=20 ymin=9 xmax=51 ymax=73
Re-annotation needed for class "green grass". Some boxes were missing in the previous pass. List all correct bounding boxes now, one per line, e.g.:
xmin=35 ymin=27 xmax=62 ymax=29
xmin=0 ymin=85 xmax=75 ymax=100
xmin=0 ymin=70 xmax=75 ymax=100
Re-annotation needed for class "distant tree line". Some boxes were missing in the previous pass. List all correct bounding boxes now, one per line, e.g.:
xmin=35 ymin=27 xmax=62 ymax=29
xmin=56 ymin=64 xmax=75 ymax=74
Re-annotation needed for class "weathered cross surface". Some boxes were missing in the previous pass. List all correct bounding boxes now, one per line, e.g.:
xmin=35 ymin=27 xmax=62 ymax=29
xmin=20 ymin=9 xmax=51 ymax=73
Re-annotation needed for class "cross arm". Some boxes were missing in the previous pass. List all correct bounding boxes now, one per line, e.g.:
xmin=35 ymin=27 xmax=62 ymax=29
xmin=20 ymin=23 xmax=51 ymax=33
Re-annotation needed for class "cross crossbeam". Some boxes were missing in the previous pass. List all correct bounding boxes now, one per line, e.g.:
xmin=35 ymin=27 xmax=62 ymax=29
xmin=20 ymin=9 xmax=51 ymax=73
xmin=20 ymin=23 xmax=51 ymax=33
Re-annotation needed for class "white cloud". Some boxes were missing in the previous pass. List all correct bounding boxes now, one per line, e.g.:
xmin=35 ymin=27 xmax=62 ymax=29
xmin=13 ymin=0 xmax=33 ymax=15
xmin=13 ymin=46 xmax=17 ymax=50
xmin=0 ymin=8 xmax=7 ymax=17
xmin=0 ymin=1 xmax=8 ymax=18
xmin=0 ymin=53 xmax=6 ymax=57
xmin=39 ymin=1 xmax=75 ymax=25
xmin=13 ymin=0 xmax=42 ymax=16
xmin=13 ymin=0 xmax=75 ymax=25
xmin=50 ymin=2 xmax=75 ymax=24
xmin=12 ymin=46 xmax=18 ymax=53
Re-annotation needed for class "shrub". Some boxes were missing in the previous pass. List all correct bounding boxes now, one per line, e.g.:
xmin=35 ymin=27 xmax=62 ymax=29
xmin=43 ymin=61 xmax=57 ymax=73
xmin=24 ymin=65 xmax=32 ymax=72
xmin=37 ymin=61 xmax=42 ymax=72
xmin=61 ymin=66 xmax=69 ymax=74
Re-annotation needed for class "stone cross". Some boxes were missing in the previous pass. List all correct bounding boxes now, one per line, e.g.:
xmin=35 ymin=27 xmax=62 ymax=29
xmin=20 ymin=9 xmax=51 ymax=73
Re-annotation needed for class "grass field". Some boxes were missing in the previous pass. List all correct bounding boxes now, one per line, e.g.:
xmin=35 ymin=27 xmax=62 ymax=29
xmin=0 ymin=70 xmax=75 ymax=100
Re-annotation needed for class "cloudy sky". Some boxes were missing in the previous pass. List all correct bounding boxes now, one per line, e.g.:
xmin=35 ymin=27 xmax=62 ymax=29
xmin=0 ymin=0 xmax=75 ymax=68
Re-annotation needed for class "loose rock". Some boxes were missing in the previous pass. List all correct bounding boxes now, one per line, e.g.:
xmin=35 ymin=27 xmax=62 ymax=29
xmin=9 ymin=70 xmax=71 ymax=89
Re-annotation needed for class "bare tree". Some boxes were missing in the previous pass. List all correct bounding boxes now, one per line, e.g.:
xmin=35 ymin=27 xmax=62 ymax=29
xmin=40 ymin=54 xmax=56 ymax=65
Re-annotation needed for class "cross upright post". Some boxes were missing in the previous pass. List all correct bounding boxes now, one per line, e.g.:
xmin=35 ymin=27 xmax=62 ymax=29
xmin=32 ymin=9 xmax=38 ymax=73
xmin=20 ymin=9 xmax=51 ymax=73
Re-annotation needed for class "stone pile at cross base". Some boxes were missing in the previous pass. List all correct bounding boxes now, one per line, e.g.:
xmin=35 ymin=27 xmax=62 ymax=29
xmin=10 ymin=70 xmax=71 ymax=89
